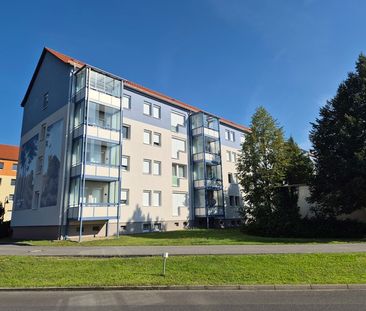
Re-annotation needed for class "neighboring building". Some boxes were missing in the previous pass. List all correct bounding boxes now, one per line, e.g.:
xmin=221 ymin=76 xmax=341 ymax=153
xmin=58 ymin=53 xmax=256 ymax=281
xmin=11 ymin=48 xmax=250 ymax=240
xmin=0 ymin=144 xmax=19 ymax=222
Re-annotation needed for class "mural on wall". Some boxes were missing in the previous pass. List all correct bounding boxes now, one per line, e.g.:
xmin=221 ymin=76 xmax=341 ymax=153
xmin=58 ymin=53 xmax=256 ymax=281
xmin=14 ymin=134 xmax=39 ymax=210
xmin=40 ymin=119 xmax=64 ymax=208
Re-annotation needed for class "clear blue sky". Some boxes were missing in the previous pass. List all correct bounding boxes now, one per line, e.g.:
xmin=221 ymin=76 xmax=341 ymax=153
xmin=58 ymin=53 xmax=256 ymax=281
xmin=1 ymin=0 xmax=366 ymax=149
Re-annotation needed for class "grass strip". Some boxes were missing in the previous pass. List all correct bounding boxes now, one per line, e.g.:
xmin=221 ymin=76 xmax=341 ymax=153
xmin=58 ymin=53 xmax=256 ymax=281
xmin=0 ymin=253 xmax=365 ymax=287
xmin=4 ymin=229 xmax=366 ymax=246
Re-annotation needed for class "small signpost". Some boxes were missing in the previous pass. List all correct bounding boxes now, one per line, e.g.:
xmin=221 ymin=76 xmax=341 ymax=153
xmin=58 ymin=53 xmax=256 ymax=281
xmin=162 ymin=252 xmax=169 ymax=276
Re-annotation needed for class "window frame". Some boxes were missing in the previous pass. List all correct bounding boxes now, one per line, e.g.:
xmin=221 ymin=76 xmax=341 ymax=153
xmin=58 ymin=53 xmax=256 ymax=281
xmin=143 ymin=159 xmax=152 ymax=174
xmin=122 ymin=94 xmax=131 ymax=110
xmin=122 ymin=155 xmax=130 ymax=171
xmin=121 ymin=189 xmax=129 ymax=205
xmin=143 ymin=130 xmax=152 ymax=145
xmin=153 ymin=161 xmax=161 ymax=176
xmin=152 ymin=191 xmax=162 ymax=207
xmin=122 ymin=124 xmax=131 ymax=139
xmin=143 ymin=101 xmax=152 ymax=116
xmin=143 ymin=190 xmax=151 ymax=207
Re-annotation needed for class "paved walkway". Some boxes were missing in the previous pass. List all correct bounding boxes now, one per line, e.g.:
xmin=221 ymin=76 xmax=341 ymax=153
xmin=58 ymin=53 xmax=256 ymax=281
xmin=0 ymin=243 xmax=366 ymax=257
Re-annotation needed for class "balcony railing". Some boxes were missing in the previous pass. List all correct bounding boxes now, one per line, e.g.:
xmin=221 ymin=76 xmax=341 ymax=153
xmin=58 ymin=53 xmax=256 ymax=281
xmin=68 ymin=203 xmax=118 ymax=220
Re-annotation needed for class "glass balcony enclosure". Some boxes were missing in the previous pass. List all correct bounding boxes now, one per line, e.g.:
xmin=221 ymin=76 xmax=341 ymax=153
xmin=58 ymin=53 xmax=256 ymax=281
xmin=68 ymin=179 xmax=118 ymax=208
xmin=89 ymin=70 xmax=121 ymax=98
xmin=88 ymin=101 xmax=120 ymax=131
xmin=86 ymin=139 xmax=120 ymax=167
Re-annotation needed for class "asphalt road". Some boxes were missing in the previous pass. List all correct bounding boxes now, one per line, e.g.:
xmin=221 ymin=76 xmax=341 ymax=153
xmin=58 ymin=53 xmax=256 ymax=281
xmin=0 ymin=290 xmax=365 ymax=311
xmin=0 ymin=243 xmax=366 ymax=256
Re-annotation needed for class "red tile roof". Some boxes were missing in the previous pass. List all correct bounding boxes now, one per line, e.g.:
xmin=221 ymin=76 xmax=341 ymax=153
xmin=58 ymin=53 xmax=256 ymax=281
xmin=0 ymin=144 xmax=19 ymax=161
xmin=41 ymin=48 xmax=251 ymax=133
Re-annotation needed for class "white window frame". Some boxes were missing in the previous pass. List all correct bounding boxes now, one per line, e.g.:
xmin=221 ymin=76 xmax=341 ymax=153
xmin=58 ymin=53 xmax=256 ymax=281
xmin=153 ymin=132 xmax=161 ymax=146
xmin=121 ymin=189 xmax=129 ymax=205
xmin=153 ymin=191 xmax=161 ymax=207
xmin=152 ymin=105 xmax=161 ymax=119
xmin=122 ymin=156 xmax=130 ymax=171
xmin=143 ymin=159 xmax=151 ymax=174
xmin=122 ymin=94 xmax=131 ymax=109
xmin=171 ymin=111 xmax=185 ymax=132
xmin=40 ymin=123 xmax=47 ymax=141
xmin=153 ymin=161 xmax=161 ymax=175
xmin=143 ymin=190 xmax=151 ymax=207
xmin=143 ymin=130 xmax=152 ymax=145
xmin=143 ymin=101 xmax=152 ymax=116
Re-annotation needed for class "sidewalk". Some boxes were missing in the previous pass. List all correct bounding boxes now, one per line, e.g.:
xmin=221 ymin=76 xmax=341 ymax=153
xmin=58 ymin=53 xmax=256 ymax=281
xmin=0 ymin=243 xmax=366 ymax=257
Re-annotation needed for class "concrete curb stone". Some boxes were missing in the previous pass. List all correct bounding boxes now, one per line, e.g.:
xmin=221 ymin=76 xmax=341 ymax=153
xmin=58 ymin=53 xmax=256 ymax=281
xmin=0 ymin=284 xmax=365 ymax=291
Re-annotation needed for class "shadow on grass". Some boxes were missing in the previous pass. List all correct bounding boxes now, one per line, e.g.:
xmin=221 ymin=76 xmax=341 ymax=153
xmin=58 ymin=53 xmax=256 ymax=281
xmin=112 ymin=228 xmax=365 ymax=244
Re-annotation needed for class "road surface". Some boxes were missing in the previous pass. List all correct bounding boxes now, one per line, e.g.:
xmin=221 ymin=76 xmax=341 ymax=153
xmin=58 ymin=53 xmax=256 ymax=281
xmin=0 ymin=289 xmax=365 ymax=310
xmin=0 ymin=243 xmax=366 ymax=256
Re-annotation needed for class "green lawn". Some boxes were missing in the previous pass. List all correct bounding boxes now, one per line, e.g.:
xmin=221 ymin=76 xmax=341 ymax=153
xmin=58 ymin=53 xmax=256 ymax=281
xmin=3 ymin=228 xmax=366 ymax=246
xmin=0 ymin=253 xmax=365 ymax=287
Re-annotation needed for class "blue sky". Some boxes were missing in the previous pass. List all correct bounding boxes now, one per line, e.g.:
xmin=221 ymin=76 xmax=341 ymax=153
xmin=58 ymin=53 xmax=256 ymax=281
xmin=1 ymin=0 xmax=366 ymax=149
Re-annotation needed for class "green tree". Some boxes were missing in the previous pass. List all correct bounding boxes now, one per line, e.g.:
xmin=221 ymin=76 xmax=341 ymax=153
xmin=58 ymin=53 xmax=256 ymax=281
xmin=310 ymin=54 xmax=366 ymax=217
xmin=284 ymin=137 xmax=313 ymax=185
xmin=236 ymin=106 xmax=288 ymax=228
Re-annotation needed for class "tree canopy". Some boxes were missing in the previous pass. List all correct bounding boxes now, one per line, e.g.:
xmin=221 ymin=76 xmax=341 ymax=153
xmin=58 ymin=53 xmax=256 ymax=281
xmin=310 ymin=54 xmax=366 ymax=217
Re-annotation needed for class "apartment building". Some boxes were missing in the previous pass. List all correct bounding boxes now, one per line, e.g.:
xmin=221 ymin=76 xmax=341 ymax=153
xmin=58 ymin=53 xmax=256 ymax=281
xmin=0 ymin=144 xmax=19 ymax=222
xmin=11 ymin=48 xmax=250 ymax=240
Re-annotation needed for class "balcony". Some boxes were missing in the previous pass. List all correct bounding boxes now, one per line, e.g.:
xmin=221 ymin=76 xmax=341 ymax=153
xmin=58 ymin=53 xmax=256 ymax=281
xmin=84 ymin=164 xmax=119 ymax=179
xmin=193 ymin=152 xmax=221 ymax=164
xmin=68 ymin=203 xmax=118 ymax=220
xmin=88 ymin=89 xmax=121 ymax=109
xmin=194 ymin=178 xmax=223 ymax=190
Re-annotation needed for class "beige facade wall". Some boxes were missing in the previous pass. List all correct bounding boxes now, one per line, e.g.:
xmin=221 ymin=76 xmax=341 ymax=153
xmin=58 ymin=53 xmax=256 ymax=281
xmin=221 ymin=145 xmax=243 ymax=219
xmin=0 ymin=175 xmax=16 ymax=221
xmin=108 ymin=116 xmax=190 ymax=234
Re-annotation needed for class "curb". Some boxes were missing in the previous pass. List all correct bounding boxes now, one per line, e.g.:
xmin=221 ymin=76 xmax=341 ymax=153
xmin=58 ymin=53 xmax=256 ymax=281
xmin=0 ymin=284 xmax=365 ymax=291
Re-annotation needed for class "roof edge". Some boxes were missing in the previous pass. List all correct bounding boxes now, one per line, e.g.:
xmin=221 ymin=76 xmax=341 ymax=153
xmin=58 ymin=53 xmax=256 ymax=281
xmin=22 ymin=48 xmax=251 ymax=133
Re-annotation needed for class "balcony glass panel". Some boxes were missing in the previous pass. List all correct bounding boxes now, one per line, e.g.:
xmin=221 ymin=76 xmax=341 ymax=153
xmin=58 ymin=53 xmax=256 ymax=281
xmin=89 ymin=70 xmax=121 ymax=98
xmin=191 ymin=113 xmax=203 ymax=130
xmin=71 ymin=139 xmax=82 ymax=166
xmin=69 ymin=178 xmax=80 ymax=207
xmin=75 ymin=68 xmax=86 ymax=94
xmin=88 ymin=101 xmax=120 ymax=131
xmin=203 ymin=115 xmax=219 ymax=131
xmin=83 ymin=180 xmax=118 ymax=204
xmin=86 ymin=139 xmax=120 ymax=166
xmin=74 ymin=100 xmax=84 ymax=128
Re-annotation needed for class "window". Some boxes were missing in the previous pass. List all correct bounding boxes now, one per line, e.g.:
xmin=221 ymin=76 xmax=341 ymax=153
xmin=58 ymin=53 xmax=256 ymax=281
xmin=235 ymin=196 xmax=240 ymax=206
xmin=10 ymin=179 xmax=16 ymax=186
xmin=88 ymin=101 xmax=120 ymax=130
xmin=225 ymin=130 xmax=229 ymax=140
xmin=240 ymin=134 xmax=245 ymax=144
xmin=33 ymin=191 xmax=39 ymax=209
xmin=153 ymin=161 xmax=161 ymax=175
xmin=171 ymin=112 xmax=185 ymax=132
xmin=122 ymin=94 xmax=131 ymax=109
xmin=172 ymin=138 xmax=186 ymax=159
xmin=232 ymin=152 xmax=237 ymax=163
xmin=153 ymin=191 xmax=161 ymax=206
xmin=229 ymin=196 xmax=235 ymax=206
xmin=0 ymin=178 xmax=2 ymax=185
xmin=143 ymin=159 xmax=151 ymax=174
xmin=37 ymin=156 xmax=43 ymax=173
xmin=143 ymin=130 xmax=151 ymax=145
xmin=143 ymin=223 xmax=151 ymax=232
xmin=121 ymin=189 xmax=129 ymax=205
xmin=122 ymin=124 xmax=130 ymax=139
xmin=40 ymin=124 xmax=47 ymax=141
xmin=225 ymin=129 xmax=235 ymax=141
xmin=43 ymin=92 xmax=49 ymax=110
xmin=122 ymin=156 xmax=130 ymax=171
xmin=172 ymin=164 xmax=187 ymax=178
xmin=154 ymin=223 xmax=162 ymax=231
xmin=0 ymin=162 xmax=4 ymax=169
xmin=92 ymin=226 xmax=100 ymax=232
xmin=152 ymin=105 xmax=161 ymax=119
xmin=143 ymin=191 xmax=151 ymax=206
xmin=143 ymin=102 xmax=151 ymax=115
xmin=153 ymin=132 xmax=161 ymax=146
xmin=228 ymin=173 xmax=233 ymax=184
xmin=226 ymin=151 xmax=231 ymax=162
